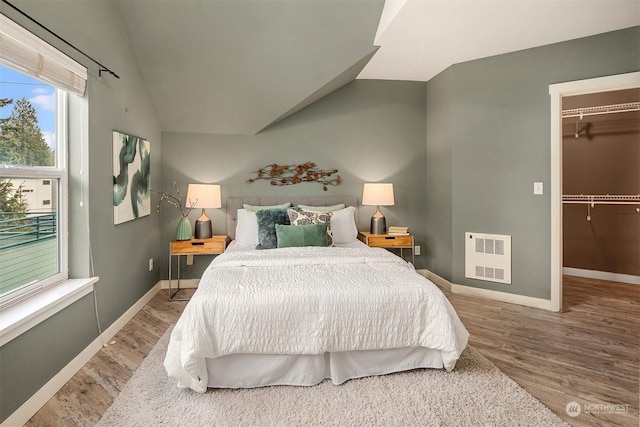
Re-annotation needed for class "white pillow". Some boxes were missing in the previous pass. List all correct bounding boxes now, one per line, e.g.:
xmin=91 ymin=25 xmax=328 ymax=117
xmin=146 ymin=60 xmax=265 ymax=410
xmin=235 ymin=208 xmax=259 ymax=247
xmin=329 ymin=206 xmax=358 ymax=244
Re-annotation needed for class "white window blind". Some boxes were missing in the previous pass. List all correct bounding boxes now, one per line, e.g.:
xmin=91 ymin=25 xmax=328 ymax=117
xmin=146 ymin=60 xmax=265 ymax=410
xmin=0 ymin=13 xmax=86 ymax=95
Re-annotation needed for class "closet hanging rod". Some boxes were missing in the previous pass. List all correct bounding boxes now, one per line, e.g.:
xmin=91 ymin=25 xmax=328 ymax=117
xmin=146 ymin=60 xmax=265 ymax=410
xmin=562 ymin=194 xmax=640 ymax=205
xmin=562 ymin=102 xmax=640 ymax=118
xmin=563 ymin=201 xmax=640 ymax=205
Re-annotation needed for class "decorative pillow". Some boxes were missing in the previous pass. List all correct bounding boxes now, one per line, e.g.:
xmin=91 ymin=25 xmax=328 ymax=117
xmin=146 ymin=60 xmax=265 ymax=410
xmin=295 ymin=203 xmax=345 ymax=212
xmin=243 ymin=202 xmax=292 ymax=212
xmin=330 ymin=206 xmax=358 ymax=244
xmin=275 ymin=223 xmax=329 ymax=248
xmin=235 ymin=209 xmax=258 ymax=247
xmin=288 ymin=208 xmax=333 ymax=246
xmin=256 ymin=208 xmax=290 ymax=249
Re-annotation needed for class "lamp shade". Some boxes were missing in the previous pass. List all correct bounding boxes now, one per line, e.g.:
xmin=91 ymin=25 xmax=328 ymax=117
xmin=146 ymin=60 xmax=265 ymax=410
xmin=362 ymin=183 xmax=394 ymax=206
xmin=186 ymin=184 xmax=222 ymax=209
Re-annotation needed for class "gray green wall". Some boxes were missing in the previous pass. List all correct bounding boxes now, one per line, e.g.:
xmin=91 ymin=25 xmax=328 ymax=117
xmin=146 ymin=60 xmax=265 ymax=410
xmin=426 ymin=26 xmax=639 ymax=299
xmin=425 ymin=67 xmax=454 ymax=279
xmin=0 ymin=2 xmax=637 ymax=421
xmin=160 ymin=80 xmax=427 ymax=278
xmin=0 ymin=1 xmax=162 ymax=422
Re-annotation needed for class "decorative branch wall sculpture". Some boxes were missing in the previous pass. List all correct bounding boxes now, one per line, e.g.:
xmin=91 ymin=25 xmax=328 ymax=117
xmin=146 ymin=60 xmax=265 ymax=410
xmin=247 ymin=162 xmax=341 ymax=191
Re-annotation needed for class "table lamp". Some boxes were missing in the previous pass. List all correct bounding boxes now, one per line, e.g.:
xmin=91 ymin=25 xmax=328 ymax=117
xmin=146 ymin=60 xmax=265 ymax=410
xmin=362 ymin=183 xmax=394 ymax=234
xmin=186 ymin=184 xmax=221 ymax=239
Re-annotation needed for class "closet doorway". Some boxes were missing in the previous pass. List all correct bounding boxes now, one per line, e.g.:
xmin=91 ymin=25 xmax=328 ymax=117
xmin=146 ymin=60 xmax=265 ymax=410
xmin=549 ymin=72 xmax=640 ymax=312
xmin=562 ymin=89 xmax=639 ymax=284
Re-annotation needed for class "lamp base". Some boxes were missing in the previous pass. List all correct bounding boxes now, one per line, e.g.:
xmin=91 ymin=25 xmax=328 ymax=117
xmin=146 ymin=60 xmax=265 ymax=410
xmin=194 ymin=219 xmax=212 ymax=239
xmin=370 ymin=214 xmax=386 ymax=235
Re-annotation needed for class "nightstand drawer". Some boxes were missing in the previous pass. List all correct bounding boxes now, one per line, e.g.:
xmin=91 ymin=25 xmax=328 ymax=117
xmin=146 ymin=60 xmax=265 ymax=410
xmin=358 ymin=232 xmax=414 ymax=248
xmin=360 ymin=234 xmax=413 ymax=248
xmin=170 ymin=236 xmax=228 ymax=254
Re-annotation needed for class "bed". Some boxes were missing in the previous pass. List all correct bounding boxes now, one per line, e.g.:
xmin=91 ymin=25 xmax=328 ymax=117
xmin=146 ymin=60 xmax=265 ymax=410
xmin=164 ymin=196 xmax=469 ymax=393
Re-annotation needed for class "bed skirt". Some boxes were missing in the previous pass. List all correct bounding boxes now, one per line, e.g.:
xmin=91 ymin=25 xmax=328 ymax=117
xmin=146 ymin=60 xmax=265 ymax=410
xmin=205 ymin=347 xmax=444 ymax=388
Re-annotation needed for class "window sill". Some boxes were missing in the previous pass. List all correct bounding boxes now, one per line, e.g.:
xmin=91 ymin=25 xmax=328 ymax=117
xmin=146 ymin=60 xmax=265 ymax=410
xmin=0 ymin=277 xmax=98 ymax=347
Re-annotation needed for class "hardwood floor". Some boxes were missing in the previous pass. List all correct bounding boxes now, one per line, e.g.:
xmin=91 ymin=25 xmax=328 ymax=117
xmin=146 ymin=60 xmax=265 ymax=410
xmin=26 ymin=277 xmax=638 ymax=427
xmin=446 ymin=276 xmax=639 ymax=427
xmin=25 ymin=291 xmax=190 ymax=427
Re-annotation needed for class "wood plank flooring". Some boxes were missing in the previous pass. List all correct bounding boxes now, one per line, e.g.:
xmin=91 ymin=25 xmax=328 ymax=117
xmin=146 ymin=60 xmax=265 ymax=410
xmin=25 ymin=277 xmax=639 ymax=427
xmin=446 ymin=276 xmax=639 ymax=427
xmin=25 ymin=292 xmax=190 ymax=427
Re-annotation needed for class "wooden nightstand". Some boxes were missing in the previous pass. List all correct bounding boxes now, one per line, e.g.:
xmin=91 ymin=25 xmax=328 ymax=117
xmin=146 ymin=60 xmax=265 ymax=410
xmin=168 ymin=235 xmax=229 ymax=301
xmin=358 ymin=231 xmax=415 ymax=265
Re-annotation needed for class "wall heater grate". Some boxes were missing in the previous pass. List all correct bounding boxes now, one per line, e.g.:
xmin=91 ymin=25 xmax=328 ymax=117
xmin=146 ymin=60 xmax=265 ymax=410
xmin=465 ymin=232 xmax=511 ymax=284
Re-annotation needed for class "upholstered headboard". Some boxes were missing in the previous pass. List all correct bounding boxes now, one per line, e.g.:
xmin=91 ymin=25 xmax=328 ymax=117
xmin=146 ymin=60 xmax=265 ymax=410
xmin=226 ymin=196 xmax=358 ymax=240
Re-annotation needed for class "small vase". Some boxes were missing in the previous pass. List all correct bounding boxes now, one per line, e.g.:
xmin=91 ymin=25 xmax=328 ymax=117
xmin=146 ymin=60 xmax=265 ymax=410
xmin=175 ymin=217 xmax=192 ymax=240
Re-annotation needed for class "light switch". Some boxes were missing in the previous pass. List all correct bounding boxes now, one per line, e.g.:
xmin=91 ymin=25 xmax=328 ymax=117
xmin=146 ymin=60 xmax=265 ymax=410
xmin=534 ymin=182 xmax=544 ymax=195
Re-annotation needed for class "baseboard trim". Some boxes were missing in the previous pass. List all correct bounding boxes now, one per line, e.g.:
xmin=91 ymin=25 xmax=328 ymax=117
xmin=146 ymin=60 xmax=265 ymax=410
xmin=2 ymin=282 xmax=161 ymax=427
xmin=160 ymin=279 xmax=199 ymax=289
xmin=423 ymin=270 xmax=555 ymax=311
xmin=422 ymin=270 xmax=452 ymax=292
xmin=450 ymin=283 xmax=554 ymax=310
xmin=414 ymin=269 xmax=428 ymax=279
xmin=563 ymin=267 xmax=640 ymax=285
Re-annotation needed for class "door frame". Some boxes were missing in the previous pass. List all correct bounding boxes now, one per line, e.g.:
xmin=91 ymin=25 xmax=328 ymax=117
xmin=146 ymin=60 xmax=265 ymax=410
xmin=548 ymin=71 xmax=640 ymax=312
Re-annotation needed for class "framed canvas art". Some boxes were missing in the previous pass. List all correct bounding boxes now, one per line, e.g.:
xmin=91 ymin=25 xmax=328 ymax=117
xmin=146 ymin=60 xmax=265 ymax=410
xmin=113 ymin=131 xmax=151 ymax=224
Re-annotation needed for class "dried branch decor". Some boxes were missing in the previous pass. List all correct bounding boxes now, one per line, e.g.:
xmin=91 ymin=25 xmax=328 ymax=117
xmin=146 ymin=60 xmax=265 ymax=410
xmin=151 ymin=181 xmax=196 ymax=217
xmin=247 ymin=162 xmax=341 ymax=191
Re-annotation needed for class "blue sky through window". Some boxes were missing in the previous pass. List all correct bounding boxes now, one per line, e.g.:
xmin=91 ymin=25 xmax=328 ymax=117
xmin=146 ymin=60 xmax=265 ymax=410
xmin=0 ymin=64 xmax=56 ymax=150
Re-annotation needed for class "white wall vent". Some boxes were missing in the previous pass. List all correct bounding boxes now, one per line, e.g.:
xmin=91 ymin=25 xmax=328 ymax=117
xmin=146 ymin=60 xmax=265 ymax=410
xmin=465 ymin=232 xmax=511 ymax=284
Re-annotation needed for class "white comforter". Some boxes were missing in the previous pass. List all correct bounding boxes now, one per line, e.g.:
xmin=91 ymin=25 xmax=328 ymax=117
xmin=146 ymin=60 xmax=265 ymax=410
xmin=164 ymin=246 xmax=469 ymax=392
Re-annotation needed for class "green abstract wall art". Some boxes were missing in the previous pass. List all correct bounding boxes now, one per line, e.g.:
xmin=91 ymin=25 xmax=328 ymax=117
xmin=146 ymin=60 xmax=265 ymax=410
xmin=113 ymin=131 xmax=151 ymax=224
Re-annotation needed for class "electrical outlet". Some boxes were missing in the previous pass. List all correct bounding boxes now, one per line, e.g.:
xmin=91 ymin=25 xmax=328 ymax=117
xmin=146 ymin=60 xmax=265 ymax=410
xmin=415 ymin=245 xmax=421 ymax=256
xmin=148 ymin=258 xmax=153 ymax=271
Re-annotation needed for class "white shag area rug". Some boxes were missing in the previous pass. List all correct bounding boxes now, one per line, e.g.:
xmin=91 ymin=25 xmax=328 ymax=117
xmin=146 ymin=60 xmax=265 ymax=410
xmin=97 ymin=329 xmax=567 ymax=427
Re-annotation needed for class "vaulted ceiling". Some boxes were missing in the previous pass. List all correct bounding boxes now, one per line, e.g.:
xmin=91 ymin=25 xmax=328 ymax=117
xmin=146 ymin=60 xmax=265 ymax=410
xmin=112 ymin=0 xmax=639 ymax=135
xmin=114 ymin=0 xmax=384 ymax=135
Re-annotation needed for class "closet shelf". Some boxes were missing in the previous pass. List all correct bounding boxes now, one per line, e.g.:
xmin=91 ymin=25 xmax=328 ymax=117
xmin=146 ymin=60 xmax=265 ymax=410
xmin=562 ymin=102 xmax=640 ymax=118
xmin=562 ymin=194 xmax=640 ymax=205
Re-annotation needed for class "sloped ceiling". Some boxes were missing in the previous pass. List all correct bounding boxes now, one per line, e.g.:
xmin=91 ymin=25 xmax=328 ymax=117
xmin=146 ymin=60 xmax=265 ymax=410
xmin=114 ymin=0 xmax=384 ymax=135
xmin=359 ymin=0 xmax=640 ymax=82
xmin=113 ymin=0 xmax=638 ymax=136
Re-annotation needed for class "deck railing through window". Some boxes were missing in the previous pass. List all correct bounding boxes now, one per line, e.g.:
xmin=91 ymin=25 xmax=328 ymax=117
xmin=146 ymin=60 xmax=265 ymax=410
xmin=0 ymin=212 xmax=57 ymax=250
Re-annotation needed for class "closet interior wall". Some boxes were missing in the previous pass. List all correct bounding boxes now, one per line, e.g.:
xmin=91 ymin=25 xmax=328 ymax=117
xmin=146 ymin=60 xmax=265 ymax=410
xmin=562 ymin=88 xmax=640 ymax=277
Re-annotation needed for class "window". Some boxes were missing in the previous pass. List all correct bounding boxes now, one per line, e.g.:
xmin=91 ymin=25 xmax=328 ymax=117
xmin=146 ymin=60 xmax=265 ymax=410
xmin=0 ymin=14 xmax=93 ymax=348
xmin=0 ymin=12 xmax=86 ymax=308
xmin=0 ymin=64 xmax=68 ymax=306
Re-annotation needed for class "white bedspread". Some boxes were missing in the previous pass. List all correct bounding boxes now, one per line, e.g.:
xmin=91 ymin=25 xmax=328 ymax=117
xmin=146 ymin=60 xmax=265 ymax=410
xmin=164 ymin=246 xmax=469 ymax=392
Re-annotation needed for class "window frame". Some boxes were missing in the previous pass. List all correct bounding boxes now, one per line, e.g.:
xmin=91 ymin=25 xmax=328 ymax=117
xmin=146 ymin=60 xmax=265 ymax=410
xmin=0 ymin=89 xmax=69 ymax=308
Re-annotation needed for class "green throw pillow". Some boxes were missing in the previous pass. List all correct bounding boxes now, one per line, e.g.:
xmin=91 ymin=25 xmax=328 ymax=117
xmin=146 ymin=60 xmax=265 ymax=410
xmin=276 ymin=223 xmax=329 ymax=248
xmin=288 ymin=208 xmax=333 ymax=246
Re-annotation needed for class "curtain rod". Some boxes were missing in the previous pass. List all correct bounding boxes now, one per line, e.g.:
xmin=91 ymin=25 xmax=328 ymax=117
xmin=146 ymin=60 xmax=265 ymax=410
xmin=1 ymin=0 xmax=119 ymax=79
